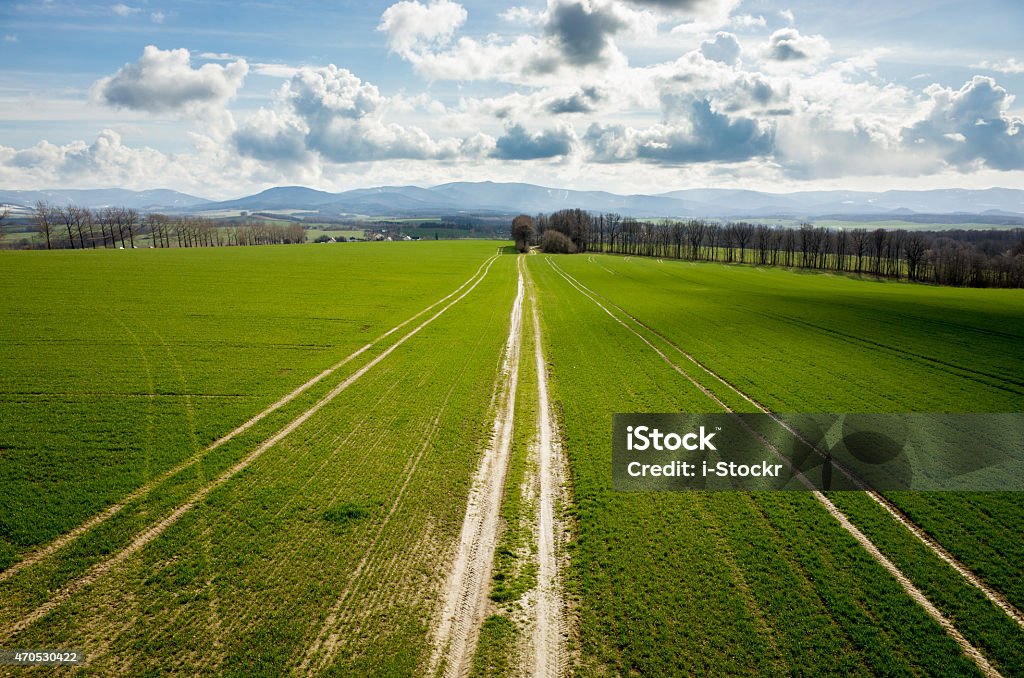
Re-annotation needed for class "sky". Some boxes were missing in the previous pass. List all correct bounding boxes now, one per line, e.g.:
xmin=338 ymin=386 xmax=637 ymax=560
xmin=1 ymin=0 xmax=1023 ymax=199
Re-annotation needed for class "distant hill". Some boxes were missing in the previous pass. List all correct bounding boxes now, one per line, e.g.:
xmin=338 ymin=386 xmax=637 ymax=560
xmin=0 ymin=188 xmax=209 ymax=211
xmin=3 ymin=182 xmax=1023 ymax=221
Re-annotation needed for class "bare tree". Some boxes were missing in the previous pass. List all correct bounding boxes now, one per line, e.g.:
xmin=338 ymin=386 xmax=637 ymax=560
xmin=80 ymin=208 xmax=97 ymax=248
xmin=905 ymin=232 xmax=930 ymax=281
xmin=0 ymin=205 xmax=8 ymax=247
xmin=57 ymin=204 xmax=79 ymax=249
xmin=871 ymin=228 xmax=887 ymax=275
xmin=121 ymin=208 xmax=139 ymax=248
xmin=732 ymin=222 xmax=754 ymax=264
xmin=851 ymin=228 xmax=868 ymax=273
xmin=684 ymin=220 xmax=706 ymax=260
xmin=34 ymin=200 xmax=54 ymax=250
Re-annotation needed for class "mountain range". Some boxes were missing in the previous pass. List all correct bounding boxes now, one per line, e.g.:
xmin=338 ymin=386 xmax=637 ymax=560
xmin=3 ymin=183 xmax=1023 ymax=221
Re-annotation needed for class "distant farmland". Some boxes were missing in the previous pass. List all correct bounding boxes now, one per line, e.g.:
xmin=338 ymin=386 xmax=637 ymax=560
xmin=0 ymin=242 xmax=1021 ymax=675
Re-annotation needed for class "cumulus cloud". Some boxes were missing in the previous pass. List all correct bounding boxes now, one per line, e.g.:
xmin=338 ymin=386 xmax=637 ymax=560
xmin=233 ymin=109 xmax=310 ymax=164
xmin=902 ymin=76 xmax=1024 ymax=170
xmin=91 ymin=45 xmax=248 ymax=114
xmin=492 ymin=124 xmax=575 ymax=159
xmin=234 ymin=65 xmax=485 ymax=165
xmin=0 ymin=129 xmax=176 ymax=187
xmin=766 ymin=28 xmax=829 ymax=62
xmin=500 ymin=5 xmax=545 ymax=25
xmin=586 ymin=99 xmax=773 ymax=164
xmin=667 ymin=0 xmax=740 ymax=34
xmin=379 ymin=0 xmax=650 ymax=82
xmin=545 ymin=1 xmax=625 ymax=68
xmin=699 ymin=32 xmax=740 ymax=64
xmin=547 ymin=86 xmax=603 ymax=114
xmin=378 ymin=0 xmax=467 ymax=57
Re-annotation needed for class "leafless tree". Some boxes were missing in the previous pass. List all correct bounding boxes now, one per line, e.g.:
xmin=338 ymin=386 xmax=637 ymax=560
xmin=34 ymin=200 xmax=54 ymax=250
xmin=0 ymin=205 xmax=9 ymax=247
xmin=904 ymin=233 xmax=927 ymax=281
xmin=57 ymin=205 xmax=79 ymax=249
xmin=121 ymin=208 xmax=139 ymax=248
xmin=732 ymin=222 xmax=754 ymax=264
xmin=851 ymin=228 xmax=868 ymax=273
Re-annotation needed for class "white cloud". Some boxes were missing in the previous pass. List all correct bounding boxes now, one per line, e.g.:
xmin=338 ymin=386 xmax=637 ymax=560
xmin=150 ymin=11 xmax=165 ymax=24
xmin=91 ymin=45 xmax=248 ymax=114
xmin=378 ymin=0 xmax=467 ymax=57
xmin=111 ymin=3 xmax=139 ymax=16
xmin=668 ymin=0 xmax=741 ymax=35
xmin=779 ymin=8 xmax=794 ymax=24
xmin=730 ymin=14 xmax=765 ymax=30
xmin=500 ymin=5 xmax=545 ymax=26
xmin=200 ymin=52 xmax=242 ymax=61
xmin=699 ymin=32 xmax=741 ymax=64
xmin=252 ymin=63 xmax=301 ymax=78
xmin=233 ymin=65 xmax=489 ymax=165
xmin=971 ymin=58 xmax=1024 ymax=75
xmin=902 ymin=76 xmax=1024 ymax=170
xmin=765 ymin=28 xmax=830 ymax=63
xmin=3 ymin=34 xmax=17 ymax=43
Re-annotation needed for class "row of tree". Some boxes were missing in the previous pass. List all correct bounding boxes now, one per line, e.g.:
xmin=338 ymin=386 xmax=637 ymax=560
xmin=29 ymin=202 xmax=307 ymax=249
xmin=520 ymin=209 xmax=1024 ymax=288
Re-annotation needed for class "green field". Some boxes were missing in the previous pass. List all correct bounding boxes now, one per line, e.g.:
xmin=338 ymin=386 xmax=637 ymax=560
xmin=0 ymin=244 xmax=1021 ymax=675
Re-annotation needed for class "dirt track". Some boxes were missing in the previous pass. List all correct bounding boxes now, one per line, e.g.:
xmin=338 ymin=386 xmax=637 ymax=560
xmin=527 ymin=274 xmax=568 ymax=678
xmin=428 ymin=258 xmax=525 ymax=677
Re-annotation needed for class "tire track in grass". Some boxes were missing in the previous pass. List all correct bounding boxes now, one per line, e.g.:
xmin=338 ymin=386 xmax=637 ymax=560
xmin=0 ymin=255 xmax=500 ymax=646
xmin=0 ymin=254 xmax=498 ymax=585
xmin=135 ymin=318 xmax=226 ymax=662
xmin=309 ymin=293 xmax=503 ymax=653
xmin=296 ymin=357 xmax=468 ymax=675
xmin=525 ymin=264 xmax=569 ymax=678
xmin=550 ymin=257 xmax=1024 ymax=632
xmin=546 ymin=257 xmax=1004 ymax=678
xmin=428 ymin=257 xmax=525 ymax=678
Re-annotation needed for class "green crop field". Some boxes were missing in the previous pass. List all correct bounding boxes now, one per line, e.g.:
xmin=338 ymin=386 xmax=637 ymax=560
xmin=0 ymin=243 xmax=1021 ymax=675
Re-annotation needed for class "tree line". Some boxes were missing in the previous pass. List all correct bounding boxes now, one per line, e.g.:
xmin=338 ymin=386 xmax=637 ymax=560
xmin=28 ymin=201 xmax=307 ymax=249
xmin=513 ymin=209 xmax=1024 ymax=288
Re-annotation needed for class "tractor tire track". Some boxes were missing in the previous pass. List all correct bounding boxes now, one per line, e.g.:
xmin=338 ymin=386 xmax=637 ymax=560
xmin=0 ymin=255 xmax=500 ymax=645
xmin=296 ymin=343 xmax=477 ymax=675
xmin=428 ymin=257 xmax=525 ymax=678
xmin=0 ymin=255 xmax=498 ymax=585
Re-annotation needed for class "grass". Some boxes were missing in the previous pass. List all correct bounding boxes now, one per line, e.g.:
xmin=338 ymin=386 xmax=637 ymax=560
xmin=1 ymin=243 xmax=519 ymax=674
xmin=1 ymin=243 xmax=1021 ymax=675
xmin=0 ymin=242 xmax=499 ymax=557
xmin=530 ymin=252 xmax=1023 ymax=676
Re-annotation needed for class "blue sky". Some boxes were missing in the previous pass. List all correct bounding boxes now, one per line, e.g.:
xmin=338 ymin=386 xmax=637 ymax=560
xmin=1 ymin=0 xmax=1023 ymax=198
